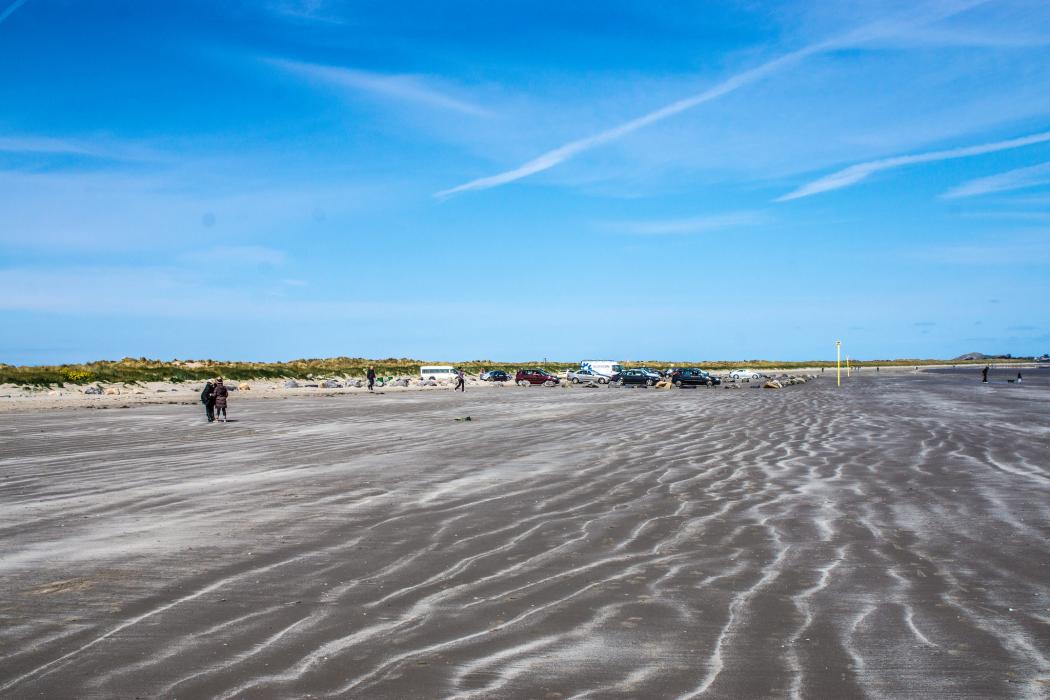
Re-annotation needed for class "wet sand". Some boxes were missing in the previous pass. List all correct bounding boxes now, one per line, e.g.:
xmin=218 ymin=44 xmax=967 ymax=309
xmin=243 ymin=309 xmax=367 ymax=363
xmin=2 ymin=372 xmax=1048 ymax=698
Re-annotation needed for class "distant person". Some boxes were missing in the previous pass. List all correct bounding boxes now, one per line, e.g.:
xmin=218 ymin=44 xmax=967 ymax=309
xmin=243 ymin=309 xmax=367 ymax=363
xmin=454 ymin=369 xmax=465 ymax=392
xmin=876 ymin=366 xmax=879 ymax=373
xmin=213 ymin=378 xmax=229 ymax=423
xmin=200 ymin=379 xmax=216 ymax=423
xmin=1017 ymin=372 xmax=1023 ymax=384
xmin=821 ymin=367 xmax=824 ymax=373
xmin=981 ymin=365 xmax=989 ymax=383
xmin=367 ymin=366 xmax=376 ymax=392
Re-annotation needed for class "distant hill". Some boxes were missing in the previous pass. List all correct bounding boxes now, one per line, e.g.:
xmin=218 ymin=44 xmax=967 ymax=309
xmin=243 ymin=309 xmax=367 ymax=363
xmin=953 ymin=352 xmax=991 ymax=361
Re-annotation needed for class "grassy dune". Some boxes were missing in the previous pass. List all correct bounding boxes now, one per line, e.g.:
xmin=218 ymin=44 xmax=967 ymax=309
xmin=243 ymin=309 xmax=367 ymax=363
xmin=0 ymin=356 xmax=1025 ymax=388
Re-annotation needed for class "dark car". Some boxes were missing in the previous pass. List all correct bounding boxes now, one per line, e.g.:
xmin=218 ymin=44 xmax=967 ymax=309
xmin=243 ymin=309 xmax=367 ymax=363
xmin=670 ymin=367 xmax=721 ymax=387
xmin=482 ymin=370 xmax=511 ymax=382
xmin=611 ymin=369 xmax=659 ymax=387
xmin=515 ymin=368 xmax=559 ymax=386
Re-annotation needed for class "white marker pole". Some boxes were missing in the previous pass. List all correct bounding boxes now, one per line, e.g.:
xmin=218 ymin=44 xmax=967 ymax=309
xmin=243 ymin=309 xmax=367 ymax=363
xmin=836 ymin=340 xmax=842 ymax=387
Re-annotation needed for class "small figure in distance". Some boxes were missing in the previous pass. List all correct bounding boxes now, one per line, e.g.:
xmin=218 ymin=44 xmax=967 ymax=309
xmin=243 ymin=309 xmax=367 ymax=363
xmin=213 ymin=378 xmax=229 ymax=423
xmin=454 ymin=369 xmax=465 ymax=392
xmin=981 ymin=365 xmax=989 ymax=383
xmin=201 ymin=378 xmax=216 ymax=423
xmin=367 ymin=366 xmax=376 ymax=392
xmin=1016 ymin=372 xmax=1023 ymax=384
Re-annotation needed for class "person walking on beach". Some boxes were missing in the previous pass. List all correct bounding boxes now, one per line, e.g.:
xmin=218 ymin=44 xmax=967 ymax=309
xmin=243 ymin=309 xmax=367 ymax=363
xmin=982 ymin=365 xmax=990 ymax=383
xmin=213 ymin=378 xmax=229 ymax=423
xmin=200 ymin=379 xmax=216 ymax=423
xmin=454 ymin=369 xmax=465 ymax=392
xmin=367 ymin=366 xmax=376 ymax=392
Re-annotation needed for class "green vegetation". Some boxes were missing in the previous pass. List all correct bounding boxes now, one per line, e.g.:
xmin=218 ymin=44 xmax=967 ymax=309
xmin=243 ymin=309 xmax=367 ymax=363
xmin=0 ymin=355 xmax=1033 ymax=388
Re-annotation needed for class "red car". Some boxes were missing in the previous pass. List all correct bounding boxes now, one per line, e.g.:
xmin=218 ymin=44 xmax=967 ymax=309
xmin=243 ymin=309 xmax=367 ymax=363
xmin=515 ymin=368 xmax=560 ymax=386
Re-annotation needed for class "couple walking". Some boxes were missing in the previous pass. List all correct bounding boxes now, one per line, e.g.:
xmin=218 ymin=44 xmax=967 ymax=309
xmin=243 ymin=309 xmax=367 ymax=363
xmin=200 ymin=378 xmax=229 ymax=423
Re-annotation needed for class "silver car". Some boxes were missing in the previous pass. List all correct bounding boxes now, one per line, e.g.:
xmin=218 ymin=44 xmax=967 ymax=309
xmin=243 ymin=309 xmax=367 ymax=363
xmin=567 ymin=368 xmax=609 ymax=384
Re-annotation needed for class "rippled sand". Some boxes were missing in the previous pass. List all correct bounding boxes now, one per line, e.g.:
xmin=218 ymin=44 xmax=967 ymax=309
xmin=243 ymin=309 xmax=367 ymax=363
xmin=2 ymin=372 xmax=1048 ymax=698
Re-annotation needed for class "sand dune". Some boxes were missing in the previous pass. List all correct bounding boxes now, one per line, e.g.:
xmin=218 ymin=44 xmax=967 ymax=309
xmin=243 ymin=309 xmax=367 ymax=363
xmin=1 ymin=371 xmax=1048 ymax=698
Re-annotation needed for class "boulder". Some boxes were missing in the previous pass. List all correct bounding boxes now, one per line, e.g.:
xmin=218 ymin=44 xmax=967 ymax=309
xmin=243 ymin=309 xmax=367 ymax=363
xmin=104 ymin=388 xmax=120 ymax=395
xmin=353 ymin=379 xmax=364 ymax=388
xmin=84 ymin=386 xmax=103 ymax=395
xmin=764 ymin=380 xmax=783 ymax=389
xmin=283 ymin=380 xmax=299 ymax=389
xmin=322 ymin=379 xmax=342 ymax=388
xmin=238 ymin=383 xmax=251 ymax=391
xmin=393 ymin=378 xmax=410 ymax=387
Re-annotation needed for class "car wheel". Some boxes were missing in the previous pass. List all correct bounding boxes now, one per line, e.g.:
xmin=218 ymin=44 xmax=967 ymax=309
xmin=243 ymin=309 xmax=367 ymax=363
xmin=544 ymin=380 xmax=556 ymax=387
xmin=572 ymin=377 xmax=579 ymax=384
xmin=706 ymin=379 xmax=713 ymax=386
xmin=673 ymin=380 xmax=682 ymax=388
xmin=646 ymin=379 xmax=655 ymax=386
xmin=599 ymin=377 xmax=608 ymax=384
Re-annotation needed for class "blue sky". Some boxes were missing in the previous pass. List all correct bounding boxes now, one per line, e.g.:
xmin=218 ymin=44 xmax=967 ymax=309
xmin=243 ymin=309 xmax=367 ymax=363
xmin=1 ymin=0 xmax=1048 ymax=364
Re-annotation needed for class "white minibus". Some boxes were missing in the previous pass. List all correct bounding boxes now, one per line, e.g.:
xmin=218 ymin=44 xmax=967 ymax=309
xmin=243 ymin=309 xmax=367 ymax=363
xmin=419 ymin=366 xmax=459 ymax=380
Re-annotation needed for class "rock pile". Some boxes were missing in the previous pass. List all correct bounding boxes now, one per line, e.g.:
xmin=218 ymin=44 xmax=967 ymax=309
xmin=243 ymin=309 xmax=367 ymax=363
xmin=322 ymin=379 xmax=342 ymax=389
xmin=283 ymin=379 xmax=299 ymax=389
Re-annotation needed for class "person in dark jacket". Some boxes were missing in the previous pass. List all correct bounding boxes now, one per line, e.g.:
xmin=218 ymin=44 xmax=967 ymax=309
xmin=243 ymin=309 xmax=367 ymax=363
xmin=454 ymin=369 xmax=465 ymax=392
xmin=367 ymin=366 xmax=376 ymax=392
xmin=213 ymin=378 xmax=229 ymax=422
xmin=201 ymin=379 xmax=216 ymax=422
xmin=981 ymin=365 xmax=989 ymax=383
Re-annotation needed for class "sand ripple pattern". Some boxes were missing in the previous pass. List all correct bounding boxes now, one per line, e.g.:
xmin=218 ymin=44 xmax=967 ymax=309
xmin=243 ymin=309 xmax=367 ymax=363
xmin=1 ymin=373 xmax=1048 ymax=698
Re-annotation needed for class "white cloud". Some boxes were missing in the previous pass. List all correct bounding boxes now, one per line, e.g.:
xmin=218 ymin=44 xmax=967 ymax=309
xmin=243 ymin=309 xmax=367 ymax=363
xmin=267 ymin=58 xmax=491 ymax=117
xmin=942 ymin=160 xmax=1050 ymax=199
xmin=778 ymin=130 xmax=1050 ymax=201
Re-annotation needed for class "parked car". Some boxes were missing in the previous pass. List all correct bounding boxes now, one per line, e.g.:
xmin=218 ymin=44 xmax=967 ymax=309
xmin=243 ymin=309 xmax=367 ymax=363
xmin=611 ymin=369 xmax=659 ymax=387
xmin=728 ymin=369 xmax=761 ymax=381
xmin=515 ymin=368 xmax=560 ymax=386
xmin=481 ymin=370 xmax=511 ymax=382
xmin=636 ymin=367 xmax=664 ymax=380
xmin=670 ymin=368 xmax=720 ymax=387
xmin=567 ymin=368 xmax=609 ymax=384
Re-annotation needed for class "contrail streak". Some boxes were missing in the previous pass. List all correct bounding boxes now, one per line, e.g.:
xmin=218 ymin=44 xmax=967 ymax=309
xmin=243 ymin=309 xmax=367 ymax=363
xmin=435 ymin=0 xmax=990 ymax=198
xmin=0 ymin=0 xmax=29 ymax=26
xmin=778 ymin=130 xmax=1050 ymax=201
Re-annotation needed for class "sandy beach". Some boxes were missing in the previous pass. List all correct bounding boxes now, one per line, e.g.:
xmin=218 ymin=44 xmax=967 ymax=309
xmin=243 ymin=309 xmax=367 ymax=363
xmin=1 ymin=369 xmax=1048 ymax=698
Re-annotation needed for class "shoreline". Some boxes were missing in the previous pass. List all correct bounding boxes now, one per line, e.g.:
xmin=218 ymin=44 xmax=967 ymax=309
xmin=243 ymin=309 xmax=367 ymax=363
xmin=2 ymin=362 xmax=1041 ymax=414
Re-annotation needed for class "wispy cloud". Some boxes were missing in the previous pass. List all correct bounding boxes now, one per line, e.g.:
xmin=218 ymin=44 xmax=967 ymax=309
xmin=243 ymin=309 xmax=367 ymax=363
xmin=778 ymin=130 xmax=1050 ymax=201
xmin=942 ymin=160 xmax=1050 ymax=199
xmin=598 ymin=212 xmax=763 ymax=235
xmin=0 ymin=0 xmax=29 ymax=26
xmin=267 ymin=57 xmax=490 ymax=117
xmin=435 ymin=1 xmax=990 ymax=198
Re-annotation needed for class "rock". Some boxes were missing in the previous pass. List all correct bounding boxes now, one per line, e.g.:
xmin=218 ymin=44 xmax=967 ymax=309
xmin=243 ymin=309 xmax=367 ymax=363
xmin=322 ymin=379 xmax=342 ymax=388
xmin=134 ymin=390 xmax=146 ymax=395
xmin=283 ymin=380 xmax=299 ymax=389
xmin=104 ymin=388 xmax=120 ymax=395
xmin=84 ymin=386 xmax=103 ymax=395
xmin=238 ymin=383 xmax=251 ymax=391
xmin=394 ymin=378 xmax=410 ymax=387
xmin=454 ymin=416 xmax=472 ymax=422
xmin=655 ymin=381 xmax=671 ymax=389
xmin=764 ymin=380 xmax=783 ymax=389
xmin=353 ymin=380 xmax=364 ymax=388
xmin=425 ymin=380 xmax=438 ymax=387
xmin=304 ymin=383 xmax=318 ymax=388
xmin=48 ymin=390 xmax=59 ymax=396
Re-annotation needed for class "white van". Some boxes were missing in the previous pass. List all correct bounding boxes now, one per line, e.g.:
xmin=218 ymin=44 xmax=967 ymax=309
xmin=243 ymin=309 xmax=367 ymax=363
xmin=580 ymin=360 xmax=624 ymax=378
xmin=419 ymin=366 xmax=459 ymax=380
